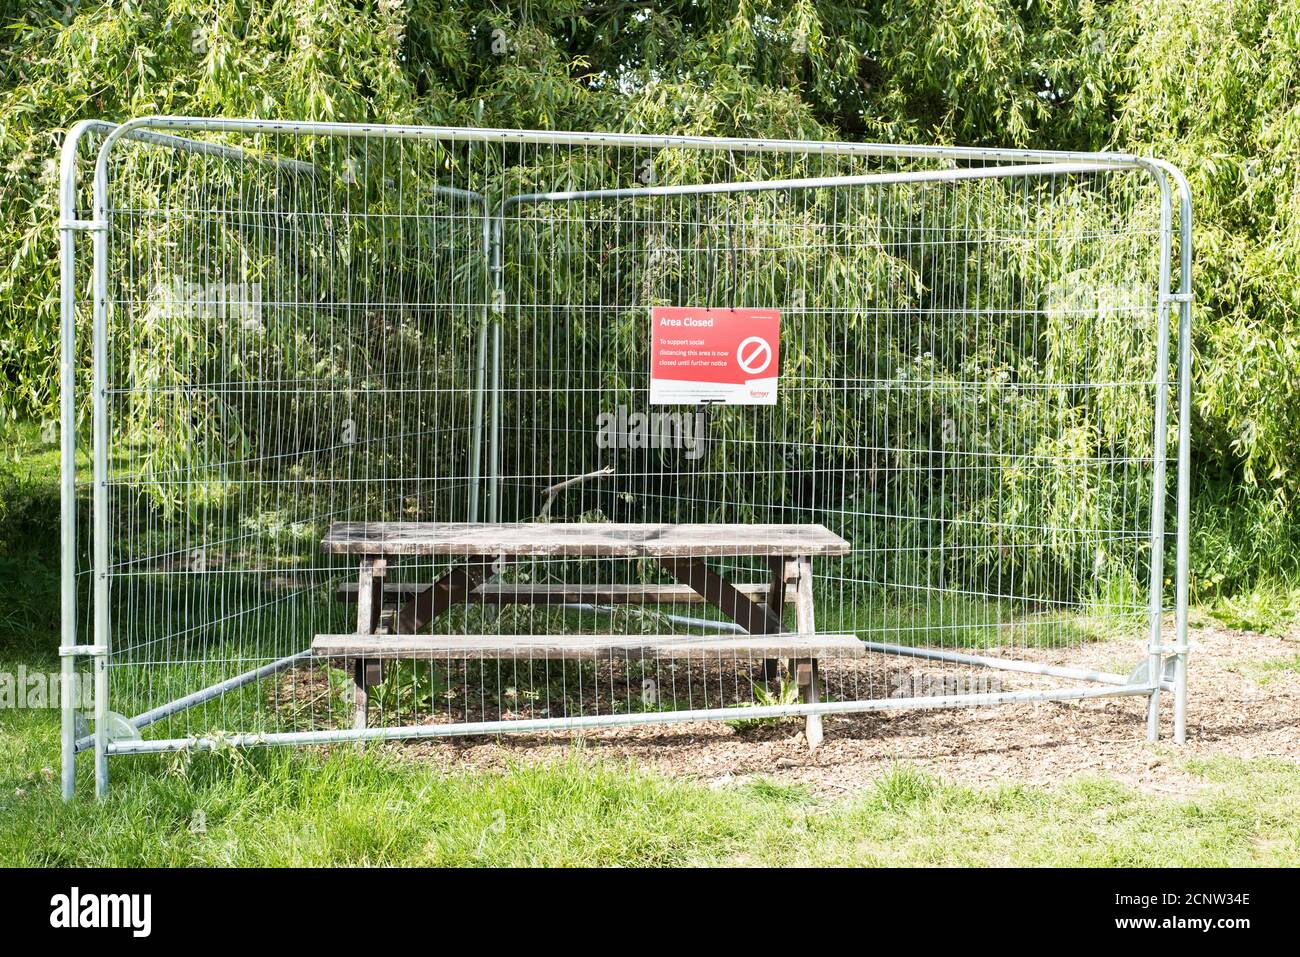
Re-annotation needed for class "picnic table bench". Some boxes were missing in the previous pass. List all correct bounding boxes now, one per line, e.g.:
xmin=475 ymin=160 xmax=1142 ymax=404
xmin=313 ymin=521 xmax=858 ymax=747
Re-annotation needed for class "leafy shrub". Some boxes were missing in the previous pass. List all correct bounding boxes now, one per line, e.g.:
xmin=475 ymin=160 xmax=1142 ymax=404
xmin=3 ymin=1 xmax=1298 ymax=608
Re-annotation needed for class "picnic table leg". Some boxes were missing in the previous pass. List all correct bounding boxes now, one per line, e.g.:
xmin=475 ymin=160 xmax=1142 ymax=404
xmin=792 ymin=554 xmax=823 ymax=750
xmin=762 ymin=556 xmax=788 ymax=691
xmin=353 ymin=556 xmax=386 ymax=731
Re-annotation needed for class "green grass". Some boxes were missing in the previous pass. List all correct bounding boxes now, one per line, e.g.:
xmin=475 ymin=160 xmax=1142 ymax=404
xmin=825 ymin=589 xmax=1144 ymax=650
xmin=1208 ymin=585 xmax=1300 ymax=635
xmin=3 ymin=418 xmax=1299 ymax=866
xmin=3 ymin=709 xmax=1299 ymax=865
xmin=1227 ymin=654 xmax=1300 ymax=687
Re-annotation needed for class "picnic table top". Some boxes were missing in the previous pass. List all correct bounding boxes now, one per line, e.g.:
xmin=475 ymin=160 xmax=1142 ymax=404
xmin=322 ymin=521 xmax=851 ymax=558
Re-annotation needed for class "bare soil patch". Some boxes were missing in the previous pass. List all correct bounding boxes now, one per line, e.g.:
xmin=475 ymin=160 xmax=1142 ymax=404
xmin=381 ymin=618 xmax=1299 ymax=795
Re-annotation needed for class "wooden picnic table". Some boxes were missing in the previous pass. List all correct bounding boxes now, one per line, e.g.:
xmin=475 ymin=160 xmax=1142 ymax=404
xmin=314 ymin=521 xmax=857 ymax=747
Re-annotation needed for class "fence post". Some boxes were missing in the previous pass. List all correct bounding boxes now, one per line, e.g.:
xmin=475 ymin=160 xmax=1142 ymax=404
xmin=1144 ymin=166 xmax=1175 ymax=744
xmin=58 ymin=122 xmax=96 ymax=801
xmin=1174 ymin=282 xmax=1192 ymax=745
xmin=91 ymin=145 xmax=112 ymax=799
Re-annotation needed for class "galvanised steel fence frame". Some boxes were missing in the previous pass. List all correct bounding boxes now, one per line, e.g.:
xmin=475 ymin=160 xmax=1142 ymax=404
xmin=59 ymin=119 xmax=1192 ymax=799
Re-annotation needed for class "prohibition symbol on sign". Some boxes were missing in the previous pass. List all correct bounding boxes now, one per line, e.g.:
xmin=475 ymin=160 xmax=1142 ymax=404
xmin=736 ymin=336 xmax=774 ymax=376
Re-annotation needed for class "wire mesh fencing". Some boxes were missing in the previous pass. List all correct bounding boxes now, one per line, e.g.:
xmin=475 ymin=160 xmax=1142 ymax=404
xmin=59 ymin=120 xmax=1192 ymax=797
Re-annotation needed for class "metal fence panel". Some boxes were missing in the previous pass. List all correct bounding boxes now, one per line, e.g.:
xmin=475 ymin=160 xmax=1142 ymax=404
xmin=59 ymin=120 xmax=1191 ymax=798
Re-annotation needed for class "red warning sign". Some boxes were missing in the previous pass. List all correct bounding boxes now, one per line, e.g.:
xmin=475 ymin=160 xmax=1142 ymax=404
xmin=649 ymin=306 xmax=781 ymax=405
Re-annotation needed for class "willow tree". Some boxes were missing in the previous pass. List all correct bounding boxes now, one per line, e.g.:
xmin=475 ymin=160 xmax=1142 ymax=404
xmin=3 ymin=0 xmax=1299 ymax=596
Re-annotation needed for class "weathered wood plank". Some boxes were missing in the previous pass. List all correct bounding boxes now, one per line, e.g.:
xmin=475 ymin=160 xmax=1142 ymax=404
xmin=336 ymin=581 xmax=791 ymax=605
xmin=322 ymin=522 xmax=851 ymax=557
xmin=336 ymin=582 xmax=429 ymax=602
xmin=311 ymin=632 xmax=865 ymax=660
xmin=472 ymin=582 xmax=792 ymax=605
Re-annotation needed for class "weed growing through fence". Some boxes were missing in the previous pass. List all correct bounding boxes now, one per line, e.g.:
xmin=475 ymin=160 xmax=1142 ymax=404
xmin=726 ymin=678 xmax=802 ymax=732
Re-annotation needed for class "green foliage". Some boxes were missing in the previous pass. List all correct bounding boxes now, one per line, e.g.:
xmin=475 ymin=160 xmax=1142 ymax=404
xmin=1227 ymin=651 xmax=1300 ymax=683
xmin=725 ymin=677 xmax=801 ymax=731
xmin=0 ymin=423 xmax=63 ymax=662
xmin=1210 ymin=587 xmax=1300 ymax=635
xmin=5 ymin=713 xmax=1300 ymax=864
xmin=326 ymin=660 xmax=449 ymax=721
xmin=1109 ymin=1 xmax=1300 ymax=580
xmin=2 ymin=0 xmax=1300 ymax=603
xmin=869 ymin=763 xmax=939 ymax=810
